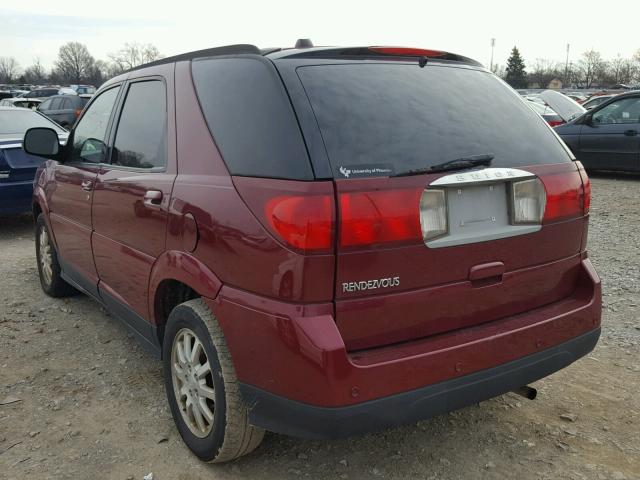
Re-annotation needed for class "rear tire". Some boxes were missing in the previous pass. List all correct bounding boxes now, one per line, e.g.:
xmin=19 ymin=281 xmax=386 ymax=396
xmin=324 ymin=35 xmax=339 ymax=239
xmin=163 ymin=298 xmax=264 ymax=463
xmin=35 ymin=214 xmax=76 ymax=297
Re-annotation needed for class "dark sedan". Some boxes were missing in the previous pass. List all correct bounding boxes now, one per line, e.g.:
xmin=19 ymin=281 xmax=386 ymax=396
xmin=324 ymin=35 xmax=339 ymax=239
xmin=545 ymin=90 xmax=640 ymax=172
xmin=0 ymin=107 xmax=67 ymax=215
xmin=37 ymin=94 xmax=90 ymax=129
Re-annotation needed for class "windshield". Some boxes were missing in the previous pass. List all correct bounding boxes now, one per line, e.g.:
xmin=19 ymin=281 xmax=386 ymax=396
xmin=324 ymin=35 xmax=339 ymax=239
xmin=297 ymin=64 xmax=572 ymax=178
xmin=0 ymin=109 xmax=65 ymax=135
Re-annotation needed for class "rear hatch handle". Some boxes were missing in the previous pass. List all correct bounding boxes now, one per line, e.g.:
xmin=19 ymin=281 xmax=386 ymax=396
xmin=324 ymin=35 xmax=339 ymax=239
xmin=469 ymin=261 xmax=505 ymax=287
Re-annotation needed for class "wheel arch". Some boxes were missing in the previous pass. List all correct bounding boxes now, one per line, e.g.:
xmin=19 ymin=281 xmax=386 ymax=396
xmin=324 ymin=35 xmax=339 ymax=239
xmin=32 ymin=186 xmax=58 ymax=250
xmin=148 ymin=250 xmax=223 ymax=347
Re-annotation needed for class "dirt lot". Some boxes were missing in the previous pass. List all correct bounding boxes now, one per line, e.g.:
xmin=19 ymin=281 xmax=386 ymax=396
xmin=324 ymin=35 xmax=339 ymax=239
xmin=1 ymin=174 xmax=639 ymax=480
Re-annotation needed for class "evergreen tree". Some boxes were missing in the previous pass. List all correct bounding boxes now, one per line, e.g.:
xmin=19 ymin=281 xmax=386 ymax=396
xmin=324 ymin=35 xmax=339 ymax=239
xmin=505 ymin=47 xmax=527 ymax=88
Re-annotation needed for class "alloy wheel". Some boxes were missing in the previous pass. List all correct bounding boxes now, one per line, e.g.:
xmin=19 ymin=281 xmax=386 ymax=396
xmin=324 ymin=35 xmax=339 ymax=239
xmin=39 ymin=226 xmax=53 ymax=286
xmin=171 ymin=328 xmax=216 ymax=438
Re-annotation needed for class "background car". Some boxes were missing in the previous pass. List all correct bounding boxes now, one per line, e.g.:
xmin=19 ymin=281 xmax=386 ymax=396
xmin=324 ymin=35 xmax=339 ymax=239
xmin=0 ymin=106 xmax=67 ymax=215
xmin=37 ymin=94 xmax=90 ymax=128
xmin=57 ymin=87 xmax=78 ymax=96
xmin=29 ymin=88 xmax=60 ymax=98
xmin=582 ymin=94 xmax=616 ymax=110
xmin=526 ymin=100 xmax=564 ymax=127
xmin=0 ymin=97 xmax=42 ymax=109
xmin=546 ymin=90 xmax=640 ymax=172
xmin=71 ymin=84 xmax=96 ymax=95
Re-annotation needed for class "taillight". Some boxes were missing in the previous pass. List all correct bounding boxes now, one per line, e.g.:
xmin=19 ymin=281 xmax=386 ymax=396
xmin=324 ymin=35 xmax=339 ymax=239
xmin=368 ymin=47 xmax=446 ymax=57
xmin=541 ymin=169 xmax=585 ymax=223
xmin=339 ymin=189 xmax=422 ymax=248
xmin=511 ymin=178 xmax=546 ymax=224
xmin=232 ymin=177 xmax=335 ymax=255
xmin=75 ymin=109 xmax=82 ymax=118
xmin=420 ymin=189 xmax=448 ymax=241
xmin=265 ymin=195 xmax=334 ymax=252
xmin=576 ymin=161 xmax=591 ymax=214
xmin=548 ymin=120 xmax=564 ymax=127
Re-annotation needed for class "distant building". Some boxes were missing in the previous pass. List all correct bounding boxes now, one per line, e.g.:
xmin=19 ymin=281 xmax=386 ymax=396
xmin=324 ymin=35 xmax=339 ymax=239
xmin=547 ymin=78 xmax=563 ymax=89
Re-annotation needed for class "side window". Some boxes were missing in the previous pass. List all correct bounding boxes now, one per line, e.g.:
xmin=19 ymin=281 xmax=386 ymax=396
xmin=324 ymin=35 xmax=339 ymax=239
xmin=39 ymin=98 xmax=52 ymax=110
xmin=50 ymin=98 xmax=63 ymax=110
xmin=111 ymin=80 xmax=167 ymax=169
xmin=70 ymin=86 xmax=120 ymax=163
xmin=592 ymin=97 xmax=640 ymax=125
xmin=60 ymin=98 xmax=70 ymax=109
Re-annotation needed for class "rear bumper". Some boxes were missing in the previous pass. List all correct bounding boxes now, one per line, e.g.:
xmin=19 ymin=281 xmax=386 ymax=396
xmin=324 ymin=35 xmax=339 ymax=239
xmin=208 ymin=257 xmax=601 ymax=436
xmin=241 ymin=327 xmax=600 ymax=439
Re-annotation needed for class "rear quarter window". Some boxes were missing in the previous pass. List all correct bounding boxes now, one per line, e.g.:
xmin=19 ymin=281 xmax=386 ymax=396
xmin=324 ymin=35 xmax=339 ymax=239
xmin=295 ymin=63 xmax=572 ymax=177
xmin=191 ymin=56 xmax=313 ymax=180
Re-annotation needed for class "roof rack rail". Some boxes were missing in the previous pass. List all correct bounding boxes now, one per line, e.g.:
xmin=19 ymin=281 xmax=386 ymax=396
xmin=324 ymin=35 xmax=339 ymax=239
xmin=127 ymin=44 xmax=261 ymax=72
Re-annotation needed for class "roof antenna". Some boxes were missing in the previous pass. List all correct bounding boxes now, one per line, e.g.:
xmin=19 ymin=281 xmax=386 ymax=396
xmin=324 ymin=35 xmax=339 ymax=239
xmin=295 ymin=38 xmax=314 ymax=49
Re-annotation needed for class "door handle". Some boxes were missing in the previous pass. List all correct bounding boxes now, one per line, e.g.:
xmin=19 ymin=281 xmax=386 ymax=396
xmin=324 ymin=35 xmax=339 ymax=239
xmin=143 ymin=190 xmax=163 ymax=208
xmin=624 ymin=130 xmax=638 ymax=136
xmin=81 ymin=180 xmax=93 ymax=191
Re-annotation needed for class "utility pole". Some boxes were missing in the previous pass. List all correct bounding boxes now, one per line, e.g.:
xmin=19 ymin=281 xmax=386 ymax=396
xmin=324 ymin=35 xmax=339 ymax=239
xmin=490 ymin=38 xmax=496 ymax=72
xmin=564 ymin=43 xmax=570 ymax=87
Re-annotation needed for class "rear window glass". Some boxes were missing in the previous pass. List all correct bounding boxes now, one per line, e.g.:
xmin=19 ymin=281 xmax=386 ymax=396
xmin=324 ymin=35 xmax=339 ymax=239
xmin=296 ymin=64 xmax=572 ymax=178
xmin=192 ymin=57 xmax=313 ymax=180
xmin=0 ymin=110 xmax=65 ymax=135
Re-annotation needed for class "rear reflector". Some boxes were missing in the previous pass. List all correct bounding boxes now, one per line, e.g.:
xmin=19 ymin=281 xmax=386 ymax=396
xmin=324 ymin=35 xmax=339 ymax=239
xmin=512 ymin=178 xmax=546 ymax=224
xmin=420 ymin=189 xmax=448 ymax=241
xmin=265 ymin=195 xmax=334 ymax=252
xmin=340 ymin=189 xmax=422 ymax=248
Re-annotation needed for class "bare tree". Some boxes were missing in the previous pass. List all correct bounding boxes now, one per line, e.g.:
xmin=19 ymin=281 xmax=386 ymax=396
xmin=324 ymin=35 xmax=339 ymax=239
xmin=607 ymin=55 xmax=636 ymax=85
xmin=577 ymin=50 xmax=606 ymax=88
xmin=23 ymin=58 xmax=47 ymax=84
xmin=87 ymin=59 xmax=110 ymax=87
xmin=0 ymin=57 xmax=21 ymax=83
xmin=528 ymin=58 xmax=561 ymax=88
xmin=108 ymin=42 xmax=163 ymax=73
xmin=55 ymin=42 xmax=95 ymax=84
xmin=633 ymin=49 xmax=640 ymax=83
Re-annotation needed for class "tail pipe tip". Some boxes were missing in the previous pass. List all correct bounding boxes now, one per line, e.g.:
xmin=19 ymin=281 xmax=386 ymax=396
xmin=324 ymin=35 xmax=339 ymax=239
xmin=512 ymin=385 xmax=537 ymax=400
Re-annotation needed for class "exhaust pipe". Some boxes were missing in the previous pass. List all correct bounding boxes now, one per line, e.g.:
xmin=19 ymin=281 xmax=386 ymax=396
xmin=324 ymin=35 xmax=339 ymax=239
xmin=512 ymin=385 xmax=537 ymax=400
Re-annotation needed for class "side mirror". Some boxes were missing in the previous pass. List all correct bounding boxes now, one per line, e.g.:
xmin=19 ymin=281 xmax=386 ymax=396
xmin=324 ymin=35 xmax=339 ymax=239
xmin=79 ymin=138 xmax=107 ymax=164
xmin=23 ymin=127 xmax=60 ymax=158
xmin=582 ymin=113 xmax=593 ymax=126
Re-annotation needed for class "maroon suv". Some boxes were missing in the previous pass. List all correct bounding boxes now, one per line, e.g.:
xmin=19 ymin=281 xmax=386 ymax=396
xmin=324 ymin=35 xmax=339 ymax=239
xmin=23 ymin=44 xmax=601 ymax=463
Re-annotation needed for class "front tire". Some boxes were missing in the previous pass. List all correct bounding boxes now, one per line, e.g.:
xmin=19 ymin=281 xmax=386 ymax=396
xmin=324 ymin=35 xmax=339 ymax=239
xmin=35 ymin=214 xmax=76 ymax=297
xmin=163 ymin=299 xmax=264 ymax=463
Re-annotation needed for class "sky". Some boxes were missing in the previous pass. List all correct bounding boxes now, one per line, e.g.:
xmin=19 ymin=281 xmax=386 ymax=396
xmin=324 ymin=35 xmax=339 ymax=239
xmin=2 ymin=0 xmax=639 ymax=72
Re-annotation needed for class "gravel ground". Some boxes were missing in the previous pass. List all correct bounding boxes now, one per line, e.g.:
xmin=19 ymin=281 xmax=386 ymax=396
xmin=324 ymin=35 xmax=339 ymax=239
xmin=1 ymin=174 xmax=639 ymax=480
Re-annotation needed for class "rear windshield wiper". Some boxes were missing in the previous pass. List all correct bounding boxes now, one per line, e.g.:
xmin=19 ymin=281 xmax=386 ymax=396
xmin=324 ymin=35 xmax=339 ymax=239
xmin=392 ymin=154 xmax=494 ymax=177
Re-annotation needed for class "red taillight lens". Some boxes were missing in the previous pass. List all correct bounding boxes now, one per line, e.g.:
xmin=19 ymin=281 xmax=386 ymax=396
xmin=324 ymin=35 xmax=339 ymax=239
xmin=339 ymin=189 xmax=422 ymax=248
xmin=542 ymin=170 xmax=585 ymax=223
xmin=75 ymin=109 xmax=82 ymax=118
xmin=548 ymin=120 xmax=565 ymax=127
xmin=265 ymin=195 xmax=334 ymax=252
xmin=576 ymin=161 xmax=591 ymax=214
xmin=368 ymin=47 xmax=445 ymax=57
